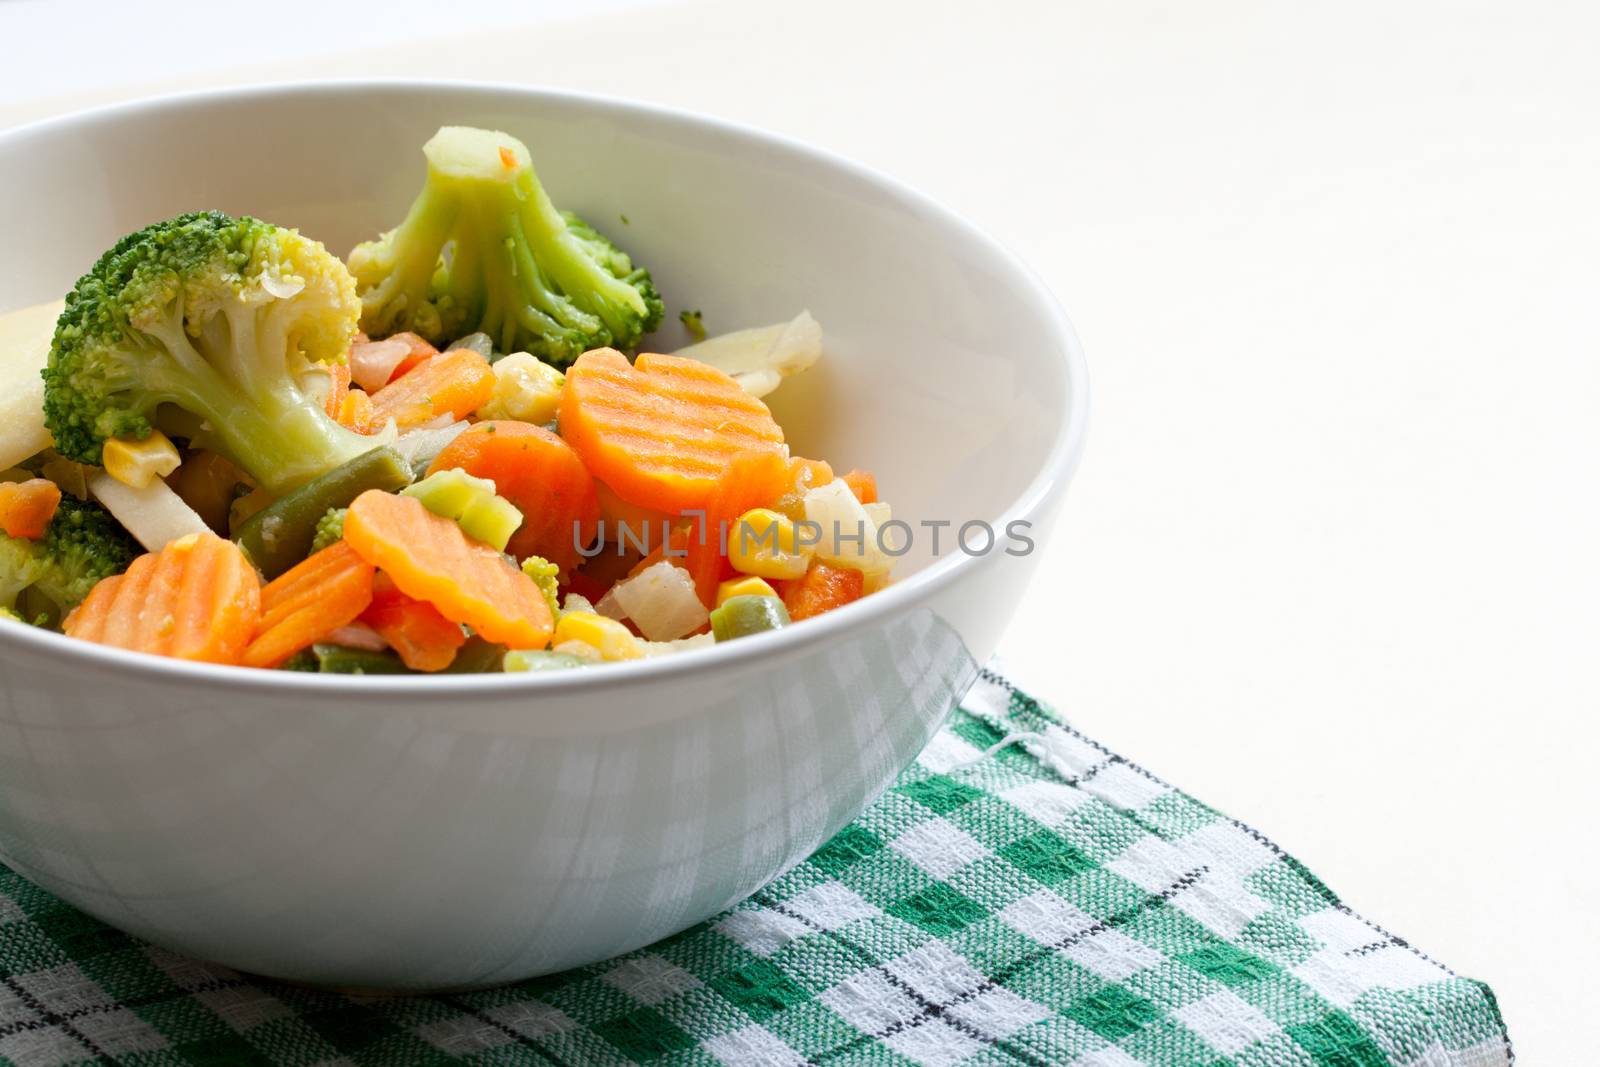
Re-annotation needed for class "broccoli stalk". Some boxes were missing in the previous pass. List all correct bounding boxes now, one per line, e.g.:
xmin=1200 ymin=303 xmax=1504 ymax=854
xmin=44 ymin=211 xmax=380 ymax=495
xmin=348 ymin=126 xmax=664 ymax=366
xmin=0 ymin=496 xmax=140 ymax=624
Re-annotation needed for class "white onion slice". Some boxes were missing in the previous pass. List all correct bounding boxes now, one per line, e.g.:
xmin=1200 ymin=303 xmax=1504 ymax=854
xmin=392 ymin=421 xmax=470 ymax=472
xmin=674 ymin=310 xmax=822 ymax=398
xmin=610 ymin=561 xmax=709 ymax=641
xmin=348 ymin=338 xmax=412 ymax=392
xmin=325 ymin=624 xmax=389 ymax=652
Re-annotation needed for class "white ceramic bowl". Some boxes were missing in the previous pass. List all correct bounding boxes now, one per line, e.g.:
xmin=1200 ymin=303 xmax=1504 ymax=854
xmin=0 ymin=82 xmax=1087 ymax=990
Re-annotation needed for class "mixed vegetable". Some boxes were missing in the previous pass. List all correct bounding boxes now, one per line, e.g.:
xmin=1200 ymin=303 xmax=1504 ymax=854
xmin=0 ymin=125 xmax=892 ymax=674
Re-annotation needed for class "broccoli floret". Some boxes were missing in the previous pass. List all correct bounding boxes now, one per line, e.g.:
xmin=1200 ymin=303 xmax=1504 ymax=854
xmin=520 ymin=555 xmax=561 ymax=618
xmin=44 ymin=211 xmax=378 ymax=495
xmin=348 ymin=126 xmax=664 ymax=367
xmin=310 ymin=506 xmax=347 ymax=554
xmin=0 ymin=496 xmax=139 ymax=624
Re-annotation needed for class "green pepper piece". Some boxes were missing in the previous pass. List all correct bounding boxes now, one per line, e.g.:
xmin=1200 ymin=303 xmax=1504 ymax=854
xmin=312 ymin=643 xmax=414 ymax=674
xmin=233 ymin=446 xmax=413 ymax=578
xmin=503 ymin=649 xmax=589 ymax=672
xmin=709 ymin=595 xmax=791 ymax=642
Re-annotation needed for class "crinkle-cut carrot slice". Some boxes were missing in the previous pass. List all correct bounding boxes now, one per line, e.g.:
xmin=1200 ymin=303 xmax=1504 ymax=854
xmin=368 ymin=347 xmax=495 ymax=430
xmin=343 ymin=490 xmax=552 ymax=649
xmin=559 ymin=348 xmax=786 ymax=515
xmin=427 ymin=420 xmax=600 ymax=570
xmin=65 ymin=532 xmax=261 ymax=664
xmin=242 ymin=541 xmax=374 ymax=668
xmin=361 ymin=572 xmax=465 ymax=672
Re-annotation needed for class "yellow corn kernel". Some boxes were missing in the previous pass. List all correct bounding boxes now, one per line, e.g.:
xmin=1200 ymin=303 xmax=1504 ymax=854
xmin=102 ymin=430 xmax=181 ymax=489
xmin=477 ymin=352 xmax=566 ymax=424
xmin=716 ymin=575 xmax=778 ymax=607
xmin=553 ymin=611 xmax=643 ymax=661
xmin=727 ymin=508 xmax=811 ymax=580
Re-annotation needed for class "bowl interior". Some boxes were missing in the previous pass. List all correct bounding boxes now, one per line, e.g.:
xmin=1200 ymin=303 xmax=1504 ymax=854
xmin=0 ymin=83 xmax=1072 ymax=575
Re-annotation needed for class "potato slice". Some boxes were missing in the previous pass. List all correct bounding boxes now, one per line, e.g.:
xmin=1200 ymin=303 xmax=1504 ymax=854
xmin=0 ymin=300 xmax=64 ymax=469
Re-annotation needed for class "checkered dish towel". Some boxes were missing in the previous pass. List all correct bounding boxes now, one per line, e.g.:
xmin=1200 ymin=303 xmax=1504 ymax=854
xmin=0 ymin=667 xmax=1510 ymax=1067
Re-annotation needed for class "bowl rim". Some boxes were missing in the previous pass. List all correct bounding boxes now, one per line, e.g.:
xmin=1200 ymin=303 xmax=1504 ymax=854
xmin=0 ymin=78 xmax=1090 ymax=695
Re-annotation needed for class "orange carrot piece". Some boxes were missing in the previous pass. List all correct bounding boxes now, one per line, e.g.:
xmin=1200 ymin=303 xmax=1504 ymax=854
xmin=774 ymin=456 xmax=834 ymax=520
xmin=0 ymin=478 xmax=62 ymax=540
xmin=242 ymin=541 xmax=374 ymax=668
xmin=63 ymin=573 xmax=123 ymax=642
xmin=340 ymin=389 xmax=377 ymax=434
xmin=361 ymin=572 xmax=465 ymax=672
xmin=325 ymin=362 xmax=351 ymax=420
xmin=790 ymin=457 xmax=834 ymax=494
xmin=343 ymin=490 xmax=552 ymax=649
xmin=684 ymin=449 xmax=792 ymax=607
xmin=368 ymin=347 xmax=495 ymax=430
xmin=384 ymin=332 xmax=439 ymax=384
xmin=64 ymin=532 xmax=261 ymax=664
xmin=625 ymin=522 xmax=694 ymax=579
xmin=427 ymin=421 xmax=600 ymax=570
xmin=840 ymin=469 xmax=878 ymax=505
xmin=324 ymin=362 xmax=381 ymax=433
xmin=559 ymin=349 xmax=786 ymax=515
xmin=778 ymin=559 xmax=865 ymax=622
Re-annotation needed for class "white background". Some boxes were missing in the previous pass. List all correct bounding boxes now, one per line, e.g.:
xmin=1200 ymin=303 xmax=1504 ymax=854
xmin=4 ymin=0 xmax=1594 ymax=1061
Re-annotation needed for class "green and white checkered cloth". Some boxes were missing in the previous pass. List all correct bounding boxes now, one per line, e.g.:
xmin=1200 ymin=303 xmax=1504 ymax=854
xmin=0 ymin=666 xmax=1511 ymax=1067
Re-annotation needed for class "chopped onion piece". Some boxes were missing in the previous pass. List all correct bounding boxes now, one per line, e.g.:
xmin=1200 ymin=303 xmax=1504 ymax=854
xmin=552 ymin=638 xmax=603 ymax=662
xmin=446 ymin=332 xmax=494 ymax=359
xmin=674 ymin=310 xmax=822 ymax=398
xmin=325 ymin=623 xmax=388 ymax=652
xmin=561 ymin=592 xmax=596 ymax=616
xmin=349 ymin=338 xmax=412 ymax=392
xmin=802 ymin=479 xmax=891 ymax=575
xmin=642 ymin=632 xmax=716 ymax=657
xmin=594 ymin=586 xmax=628 ymax=621
xmin=611 ymin=560 xmax=709 ymax=641
xmin=392 ymin=420 xmax=470 ymax=474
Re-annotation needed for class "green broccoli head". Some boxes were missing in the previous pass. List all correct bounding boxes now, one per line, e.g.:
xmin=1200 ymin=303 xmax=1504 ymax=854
xmin=0 ymin=496 xmax=139 ymax=624
xmin=348 ymin=126 xmax=664 ymax=367
xmin=519 ymin=555 xmax=561 ymax=619
xmin=310 ymin=506 xmax=347 ymax=554
xmin=44 ymin=210 xmax=376 ymax=494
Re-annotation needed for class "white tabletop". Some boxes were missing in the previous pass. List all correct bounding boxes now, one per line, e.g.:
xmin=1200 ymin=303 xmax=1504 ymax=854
xmin=4 ymin=0 xmax=1592 ymax=1060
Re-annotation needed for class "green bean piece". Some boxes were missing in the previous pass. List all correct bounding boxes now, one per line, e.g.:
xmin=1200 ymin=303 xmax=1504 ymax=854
xmin=709 ymin=595 xmax=791 ymax=642
xmin=503 ymin=650 xmax=590 ymax=673
xmin=278 ymin=650 xmax=320 ymax=672
xmin=442 ymin=635 xmax=510 ymax=673
xmin=312 ymin=644 xmax=414 ymax=674
xmin=233 ymin=446 xmax=413 ymax=578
